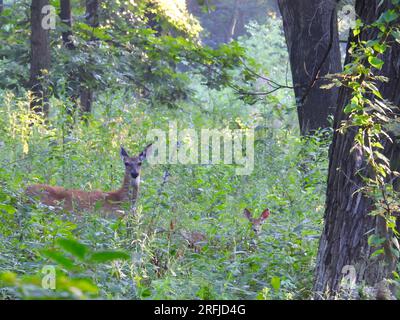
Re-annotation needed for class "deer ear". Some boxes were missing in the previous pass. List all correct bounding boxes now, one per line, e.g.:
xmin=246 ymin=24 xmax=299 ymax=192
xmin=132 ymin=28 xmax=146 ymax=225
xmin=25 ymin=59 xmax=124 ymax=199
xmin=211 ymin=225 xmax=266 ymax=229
xmin=260 ymin=208 xmax=270 ymax=220
xmin=120 ymin=146 xmax=129 ymax=159
xmin=243 ymin=208 xmax=252 ymax=220
xmin=139 ymin=143 xmax=153 ymax=161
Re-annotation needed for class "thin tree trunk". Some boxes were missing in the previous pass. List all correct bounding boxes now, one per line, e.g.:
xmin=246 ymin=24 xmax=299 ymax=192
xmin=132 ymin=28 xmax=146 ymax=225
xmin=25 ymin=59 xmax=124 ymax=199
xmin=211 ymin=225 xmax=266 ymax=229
xmin=60 ymin=0 xmax=75 ymax=49
xmin=29 ymin=0 xmax=51 ymax=116
xmin=79 ymin=88 xmax=92 ymax=114
xmin=79 ymin=0 xmax=98 ymax=118
xmin=59 ymin=0 xmax=79 ymax=123
xmin=313 ymin=0 xmax=400 ymax=298
xmin=85 ymin=0 xmax=99 ymax=27
xmin=278 ymin=0 xmax=342 ymax=135
xmin=0 ymin=0 xmax=4 ymax=14
xmin=226 ymin=0 xmax=240 ymax=42
xmin=145 ymin=1 xmax=162 ymax=35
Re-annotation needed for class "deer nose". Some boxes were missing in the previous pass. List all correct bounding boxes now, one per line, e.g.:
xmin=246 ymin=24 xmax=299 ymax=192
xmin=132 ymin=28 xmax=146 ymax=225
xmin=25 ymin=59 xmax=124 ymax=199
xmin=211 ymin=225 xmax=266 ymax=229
xmin=131 ymin=172 xmax=139 ymax=178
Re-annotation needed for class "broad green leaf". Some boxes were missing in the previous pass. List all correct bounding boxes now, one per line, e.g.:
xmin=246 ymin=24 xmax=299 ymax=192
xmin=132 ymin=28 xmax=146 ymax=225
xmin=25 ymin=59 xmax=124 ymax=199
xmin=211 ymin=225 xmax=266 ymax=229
xmin=368 ymin=56 xmax=384 ymax=69
xmin=371 ymin=248 xmax=385 ymax=258
xmin=41 ymin=250 xmax=76 ymax=270
xmin=89 ymin=250 xmax=130 ymax=263
xmin=367 ymin=234 xmax=386 ymax=247
xmin=373 ymin=43 xmax=387 ymax=54
xmin=0 ymin=203 xmax=16 ymax=214
xmin=57 ymin=276 xmax=99 ymax=294
xmin=271 ymin=276 xmax=281 ymax=291
xmin=56 ymin=238 xmax=88 ymax=260
xmin=0 ymin=271 xmax=17 ymax=285
xmin=382 ymin=10 xmax=399 ymax=23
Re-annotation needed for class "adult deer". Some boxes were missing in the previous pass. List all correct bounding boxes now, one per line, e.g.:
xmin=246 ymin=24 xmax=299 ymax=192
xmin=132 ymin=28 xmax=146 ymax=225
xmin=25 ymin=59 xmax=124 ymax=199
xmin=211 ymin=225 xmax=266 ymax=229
xmin=25 ymin=144 xmax=153 ymax=215
xmin=243 ymin=208 xmax=270 ymax=234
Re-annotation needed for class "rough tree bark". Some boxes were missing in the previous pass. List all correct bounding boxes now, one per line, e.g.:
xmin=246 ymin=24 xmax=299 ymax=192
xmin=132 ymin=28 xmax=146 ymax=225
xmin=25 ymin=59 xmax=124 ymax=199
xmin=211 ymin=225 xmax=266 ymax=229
xmin=29 ymin=0 xmax=51 ymax=116
xmin=60 ymin=0 xmax=75 ymax=50
xmin=59 ymin=0 xmax=80 ymax=121
xmin=79 ymin=0 xmax=99 ymax=117
xmin=314 ymin=0 xmax=400 ymax=298
xmin=278 ymin=0 xmax=342 ymax=135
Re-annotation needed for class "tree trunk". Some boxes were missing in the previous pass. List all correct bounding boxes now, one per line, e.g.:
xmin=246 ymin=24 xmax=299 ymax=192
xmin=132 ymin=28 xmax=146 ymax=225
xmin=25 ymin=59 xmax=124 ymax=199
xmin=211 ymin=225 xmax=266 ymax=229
xmin=226 ymin=0 xmax=240 ymax=42
xmin=79 ymin=0 xmax=98 ymax=117
xmin=278 ymin=0 xmax=342 ymax=135
xmin=313 ymin=0 xmax=400 ymax=298
xmin=145 ymin=1 xmax=162 ymax=36
xmin=29 ymin=0 xmax=51 ymax=116
xmin=85 ymin=0 xmax=99 ymax=27
xmin=0 ymin=0 xmax=4 ymax=14
xmin=59 ymin=0 xmax=79 ymax=122
xmin=79 ymin=88 xmax=92 ymax=115
xmin=60 ymin=0 xmax=75 ymax=50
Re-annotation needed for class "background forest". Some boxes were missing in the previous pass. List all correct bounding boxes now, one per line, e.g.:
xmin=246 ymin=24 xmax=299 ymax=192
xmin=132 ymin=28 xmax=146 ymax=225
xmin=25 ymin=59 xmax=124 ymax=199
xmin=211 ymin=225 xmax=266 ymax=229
xmin=0 ymin=0 xmax=399 ymax=300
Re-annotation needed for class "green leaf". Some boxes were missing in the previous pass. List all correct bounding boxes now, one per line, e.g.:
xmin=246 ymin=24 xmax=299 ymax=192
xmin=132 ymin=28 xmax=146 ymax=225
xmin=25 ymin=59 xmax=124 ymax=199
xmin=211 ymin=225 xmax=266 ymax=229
xmin=271 ymin=276 xmax=281 ymax=291
xmin=0 ymin=203 xmax=16 ymax=214
xmin=0 ymin=271 xmax=17 ymax=285
xmin=140 ymin=287 xmax=152 ymax=298
xmin=367 ymin=234 xmax=386 ymax=247
xmin=371 ymin=248 xmax=385 ymax=258
xmin=382 ymin=10 xmax=399 ymax=23
xmin=373 ymin=43 xmax=387 ymax=54
xmin=41 ymin=250 xmax=76 ymax=270
xmin=89 ymin=250 xmax=130 ymax=263
xmin=372 ymin=90 xmax=383 ymax=99
xmin=59 ymin=277 xmax=99 ymax=294
xmin=56 ymin=238 xmax=88 ymax=260
xmin=368 ymin=56 xmax=384 ymax=69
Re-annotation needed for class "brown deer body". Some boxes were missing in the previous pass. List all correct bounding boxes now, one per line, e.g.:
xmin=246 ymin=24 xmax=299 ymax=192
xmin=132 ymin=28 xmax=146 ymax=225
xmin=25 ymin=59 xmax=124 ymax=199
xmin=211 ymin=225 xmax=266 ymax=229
xmin=25 ymin=145 xmax=152 ymax=215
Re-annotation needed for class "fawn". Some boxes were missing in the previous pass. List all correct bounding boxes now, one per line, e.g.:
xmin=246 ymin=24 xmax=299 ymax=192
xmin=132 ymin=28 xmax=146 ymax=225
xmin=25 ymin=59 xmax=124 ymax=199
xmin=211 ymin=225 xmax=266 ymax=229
xmin=165 ymin=208 xmax=271 ymax=253
xmin=25 ymin=144 xmax=153 ymax=215
xmin=243 ymin=208 xmax=270 ymax=234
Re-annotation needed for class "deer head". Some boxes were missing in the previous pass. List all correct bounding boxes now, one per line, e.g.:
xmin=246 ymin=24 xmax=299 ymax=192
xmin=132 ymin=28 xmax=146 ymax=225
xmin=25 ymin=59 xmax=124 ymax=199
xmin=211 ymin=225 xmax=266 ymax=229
xmin=120 ymin=144 xmax=153 ymax=186
xmin=243 ymin=208 xmax=270 ymax=234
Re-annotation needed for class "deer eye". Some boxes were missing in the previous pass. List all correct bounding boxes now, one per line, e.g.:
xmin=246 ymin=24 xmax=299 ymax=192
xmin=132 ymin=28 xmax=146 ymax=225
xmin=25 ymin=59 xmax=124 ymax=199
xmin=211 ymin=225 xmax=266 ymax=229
xmin=137 ymin=161 xmax=142 ymax=166
xmin=124 ymin=162 xmax=130 ymax=166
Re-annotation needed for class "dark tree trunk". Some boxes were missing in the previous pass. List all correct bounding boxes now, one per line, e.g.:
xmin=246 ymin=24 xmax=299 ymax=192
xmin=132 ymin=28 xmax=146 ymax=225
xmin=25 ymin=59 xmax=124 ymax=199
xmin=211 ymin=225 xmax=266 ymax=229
xmin=278 ymin=0 xmax=342 ymax=135
xmin=60 ymin=0 xmax=75 ymax=50
xmin=59 ymin=0 xmax=79 ymax=121
xmin=0 ymin=0 xmax=4 ymax=14
xmin=79 ymin=0 xmax=98 ymax=117
xmin=145 ymin=1 xmax=162 ymax=36
xmin=79 ymin=88 xmax=92 ymax=115
xmin=314 ymin=0 xmax=400 ymax=298
xmin=85 ymin=0 xmax=99 ymax=28
xmin=29 ymin=0 xmax=51 ymax=116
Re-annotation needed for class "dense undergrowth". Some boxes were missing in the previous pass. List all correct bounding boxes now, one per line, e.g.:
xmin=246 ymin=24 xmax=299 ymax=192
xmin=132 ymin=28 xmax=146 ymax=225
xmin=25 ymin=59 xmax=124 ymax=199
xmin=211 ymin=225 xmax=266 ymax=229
xmin=0 ymin=18 xmax=330 ymax=299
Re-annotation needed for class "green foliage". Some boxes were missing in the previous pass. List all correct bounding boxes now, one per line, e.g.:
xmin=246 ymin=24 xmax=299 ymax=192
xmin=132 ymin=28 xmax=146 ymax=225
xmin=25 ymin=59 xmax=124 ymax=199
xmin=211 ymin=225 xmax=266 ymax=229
xmin=336 ymin=1 xmax=400 ymax=273
xmin=1 ymin=0 xmax=251 ymax=108
xmin=1 ymin=237 xmax=129 ymax=299
xmin=0 ymin=93 xmax=327 ymax=300
xmin=0 ymin=9 xmax=327 ymax=300
xmin=340 ymin=2 xmax=400 ymax=187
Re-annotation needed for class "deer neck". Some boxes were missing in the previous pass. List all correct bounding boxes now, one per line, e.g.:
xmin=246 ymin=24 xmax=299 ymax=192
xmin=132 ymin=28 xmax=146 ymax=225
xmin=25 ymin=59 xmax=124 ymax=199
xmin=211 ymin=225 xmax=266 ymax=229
xmin=119 ymin=171 xmax=140 ymax=204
